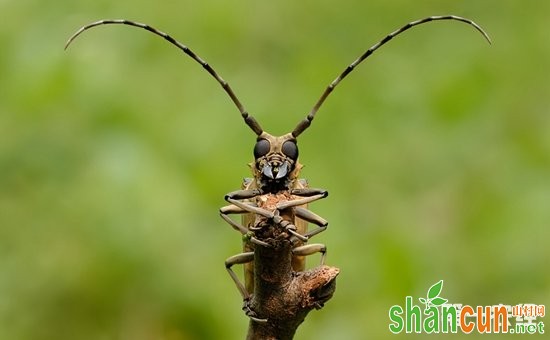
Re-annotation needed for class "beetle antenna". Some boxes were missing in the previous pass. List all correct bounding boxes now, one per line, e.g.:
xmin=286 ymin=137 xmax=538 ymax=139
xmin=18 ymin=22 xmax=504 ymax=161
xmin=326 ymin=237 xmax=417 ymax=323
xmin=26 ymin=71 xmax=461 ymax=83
xmin=292 ymin=15 xmax=491 ymax=137
xmin=65 ymin=19 xmax=264 ymax=136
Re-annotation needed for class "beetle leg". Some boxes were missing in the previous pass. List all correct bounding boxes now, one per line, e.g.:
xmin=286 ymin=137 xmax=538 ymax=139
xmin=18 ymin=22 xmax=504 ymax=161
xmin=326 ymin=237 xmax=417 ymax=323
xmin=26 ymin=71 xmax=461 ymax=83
xmin=219 ymin=207 xmax=270 ymax=247
xmin=276 ymin=192 xmax=327 ymax=210
xmin=225 ymin=252 xmax=268 ymax=323
xmin=292 ymin=243 xmax=327 ymax=265
xmin=243 ymin=299 xmax=268 ymax=323
xmin=280 ymin=220 xmax=309 ymax=242
xmin=220 ymin=203 xmax=249 ymax=214
xmin=295 ymin=207 xmax=328 ymax=239
xmin=219 ymin=208 xmax=249 ymax=235
xmin=287 ymin=227 xmax=309 ymax=242
xmin=226 ymin=197 xmax=274 ymax=219
xmin=224 ymin=189 xmax=272 ymax=218
xmin=225 ymin=189 xmax=262 ymax=200
xmin=290 ymin=188 xmax=328 ymax=197
xmin=225 ymin=252 xmax=254 ymax=300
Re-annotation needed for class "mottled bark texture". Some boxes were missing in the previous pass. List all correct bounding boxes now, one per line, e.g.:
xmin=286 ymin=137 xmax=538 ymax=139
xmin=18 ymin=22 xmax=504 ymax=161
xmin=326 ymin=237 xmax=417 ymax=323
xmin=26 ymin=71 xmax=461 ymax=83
xmin=245 ymin=195 xmax=339 ymax=340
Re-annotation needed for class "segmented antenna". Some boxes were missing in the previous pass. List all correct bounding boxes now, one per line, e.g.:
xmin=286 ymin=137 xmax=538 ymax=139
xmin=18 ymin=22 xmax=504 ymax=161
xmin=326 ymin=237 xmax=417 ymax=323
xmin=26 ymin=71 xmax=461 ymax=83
xmin=291 ymin=15 xmax=491 ymax=137
xmin=65 ymin=19 xmax=264 ymax=136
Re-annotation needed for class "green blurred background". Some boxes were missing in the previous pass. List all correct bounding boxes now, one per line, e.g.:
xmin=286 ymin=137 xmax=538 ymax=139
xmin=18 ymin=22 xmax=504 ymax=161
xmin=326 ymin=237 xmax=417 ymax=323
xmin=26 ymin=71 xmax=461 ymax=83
xmin=1 ymin=0 xmax=548 ymax=339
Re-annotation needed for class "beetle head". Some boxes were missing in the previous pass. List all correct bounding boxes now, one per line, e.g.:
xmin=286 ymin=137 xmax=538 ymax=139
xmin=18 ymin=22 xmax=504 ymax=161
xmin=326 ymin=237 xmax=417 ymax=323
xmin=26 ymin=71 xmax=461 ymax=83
xmin=252 ymin=132 xmax=301 ymax=191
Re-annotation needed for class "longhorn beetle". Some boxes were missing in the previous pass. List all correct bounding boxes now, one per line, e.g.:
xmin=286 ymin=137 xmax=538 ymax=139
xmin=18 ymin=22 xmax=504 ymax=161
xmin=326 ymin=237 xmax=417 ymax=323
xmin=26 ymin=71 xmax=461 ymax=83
xmin=66 ymin=15 xmax=490 ymax=322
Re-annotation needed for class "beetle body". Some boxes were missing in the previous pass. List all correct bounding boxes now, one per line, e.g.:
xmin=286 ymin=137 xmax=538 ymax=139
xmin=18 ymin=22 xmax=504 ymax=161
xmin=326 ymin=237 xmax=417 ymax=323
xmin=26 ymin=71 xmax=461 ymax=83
xmin=220 ymin=132 xmax=329 ymax=321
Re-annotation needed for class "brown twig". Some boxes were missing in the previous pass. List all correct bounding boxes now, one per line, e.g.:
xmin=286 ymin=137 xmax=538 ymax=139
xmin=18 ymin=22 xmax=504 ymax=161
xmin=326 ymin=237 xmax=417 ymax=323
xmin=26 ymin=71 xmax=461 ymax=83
xmin=245 ymin=208 xmax=339 ymax=340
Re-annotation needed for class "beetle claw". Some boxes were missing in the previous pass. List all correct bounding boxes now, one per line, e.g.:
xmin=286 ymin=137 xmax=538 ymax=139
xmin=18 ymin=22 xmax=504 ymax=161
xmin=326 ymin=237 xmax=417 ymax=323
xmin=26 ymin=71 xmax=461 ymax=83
xmin=243 ymin=298 xmax=268 ymax=323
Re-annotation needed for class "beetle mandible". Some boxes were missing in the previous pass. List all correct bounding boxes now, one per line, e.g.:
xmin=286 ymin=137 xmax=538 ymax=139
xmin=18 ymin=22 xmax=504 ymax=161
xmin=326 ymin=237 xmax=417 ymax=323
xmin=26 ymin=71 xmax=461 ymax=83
xmin=66 ymin=15 xmax=490 ymax=322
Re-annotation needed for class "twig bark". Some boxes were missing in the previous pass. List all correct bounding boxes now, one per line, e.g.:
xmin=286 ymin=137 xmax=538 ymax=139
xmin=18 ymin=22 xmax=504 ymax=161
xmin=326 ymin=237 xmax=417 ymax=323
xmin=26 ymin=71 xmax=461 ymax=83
xmin=245 ymin=217 xmax=339 ymax=340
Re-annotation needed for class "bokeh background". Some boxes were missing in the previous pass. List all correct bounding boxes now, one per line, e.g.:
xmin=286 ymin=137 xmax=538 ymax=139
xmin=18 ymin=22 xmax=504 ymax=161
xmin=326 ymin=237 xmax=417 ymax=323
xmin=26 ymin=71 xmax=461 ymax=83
xmin=1 ymin=0 xmax=548 ymax=339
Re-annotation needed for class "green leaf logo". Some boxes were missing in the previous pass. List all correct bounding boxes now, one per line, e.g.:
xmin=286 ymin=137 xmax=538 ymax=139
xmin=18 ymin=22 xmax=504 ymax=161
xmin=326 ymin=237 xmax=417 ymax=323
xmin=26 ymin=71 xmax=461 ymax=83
xmin=420 ymin=280 xmax=448 ymax=312
xmin=428 ymin=280 xmax=443 ymax=299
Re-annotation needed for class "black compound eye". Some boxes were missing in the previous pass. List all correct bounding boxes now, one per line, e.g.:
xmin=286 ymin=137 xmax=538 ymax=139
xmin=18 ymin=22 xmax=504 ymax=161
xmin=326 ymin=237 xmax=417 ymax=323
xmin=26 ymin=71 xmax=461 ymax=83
xmin=254 ymin=139 xmax=270 ymax=159
xmin=282 ymin=140 xmax=298 ymax=160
